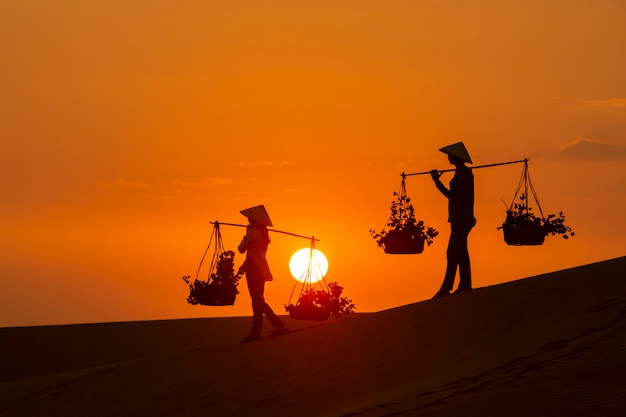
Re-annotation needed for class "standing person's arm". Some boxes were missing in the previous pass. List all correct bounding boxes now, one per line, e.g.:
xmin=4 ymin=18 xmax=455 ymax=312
xmin=430 ymin=170 xmax=450 ymax=198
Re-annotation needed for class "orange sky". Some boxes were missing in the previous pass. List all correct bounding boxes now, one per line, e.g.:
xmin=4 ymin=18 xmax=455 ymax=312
xmin=1 ymin=1 xmax=625 ymax=327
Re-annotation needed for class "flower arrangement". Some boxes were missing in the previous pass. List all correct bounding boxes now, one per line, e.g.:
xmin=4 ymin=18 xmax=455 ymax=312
xmin=285 ymin=282 xmax=356 ymax=321
xmin=370 ymin=189 xmax=438 ymax=254
xmin=183 ymin=250 xmax=241 ymax=306
xmin=498 ymin=193 xmax=574 ymax=245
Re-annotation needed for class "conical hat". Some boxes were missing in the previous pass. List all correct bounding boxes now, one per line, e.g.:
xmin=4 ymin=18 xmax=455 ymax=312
xmin=439 ymin=142 xmax=473 ymax=164
xmin=240 ymin=205 xmax=273 ymax=227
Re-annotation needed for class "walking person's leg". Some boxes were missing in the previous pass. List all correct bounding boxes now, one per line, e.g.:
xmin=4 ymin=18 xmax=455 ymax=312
xmin=262 ymin=302 xmax=287 ymax=336
xmin=243 ymin=273 xmax=286 ymax=341
xmin=242 ymin=274 xmax=264 ymax=341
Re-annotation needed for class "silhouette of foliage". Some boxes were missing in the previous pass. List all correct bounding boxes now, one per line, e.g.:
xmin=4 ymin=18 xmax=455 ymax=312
xmin=183 ymin=250 xmax=241 ymax=306
xmin=498 ymin=193 xmax=575 ymax=240
xmin=370 ymin=191 xmax=438 ymax=253
xmin=285 ymin=282 xmax=356 ymax=320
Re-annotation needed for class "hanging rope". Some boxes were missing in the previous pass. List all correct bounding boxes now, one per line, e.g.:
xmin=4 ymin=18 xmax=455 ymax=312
xmin=287 ymin=237 xmax=330 ymax=307
xmin=509 ymin=160 xmax=544 ymax=218
xmin=378 ymin=173 xmax=411 ymax=233
xmin=196 ymin=222 xmax=225 ymax=281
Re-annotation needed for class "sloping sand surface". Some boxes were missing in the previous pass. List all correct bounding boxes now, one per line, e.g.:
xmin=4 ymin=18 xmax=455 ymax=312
xmin=2 ymin=256 xmax=625 ymax=416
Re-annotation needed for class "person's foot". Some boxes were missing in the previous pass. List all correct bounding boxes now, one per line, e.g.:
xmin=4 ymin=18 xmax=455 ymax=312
xmin=240 ymin=333 xmax=261 ymax=343
xmin=270 ymin=327 xmax=289 ymax=337
xmin=452 ymin=287 xmax=472 ymax=295
xmin=432 ymin=289 xmax=450 ymax=299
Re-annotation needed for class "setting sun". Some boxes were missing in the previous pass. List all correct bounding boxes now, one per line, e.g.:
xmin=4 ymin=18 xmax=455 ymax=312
xmin=289 ymin=248 xmax=329 ymax=283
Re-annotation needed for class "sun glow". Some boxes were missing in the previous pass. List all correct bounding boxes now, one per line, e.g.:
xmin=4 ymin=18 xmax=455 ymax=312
xmin=289 ymin=248 xmax=329 ymax=283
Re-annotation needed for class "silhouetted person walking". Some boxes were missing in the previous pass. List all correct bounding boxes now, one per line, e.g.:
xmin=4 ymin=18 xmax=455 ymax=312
xmin=430 ymin=142 xmax=476 ymax=298
xmin=238 ymin=205 xmax=288 ymax=342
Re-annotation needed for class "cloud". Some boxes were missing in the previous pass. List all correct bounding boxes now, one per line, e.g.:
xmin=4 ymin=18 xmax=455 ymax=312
xmin=100 ymin=179 xmax=152 ymax=188
xmin=237 ymin=160 xmax=292 ymax=168
xmin=272 ymin=188 xmax=302 ymax=194
xmin=557 ymin=139 xmax=626 ymax=161
xmin=574 ymin=98 xmax=626 ymax=110
xmin=172 ymin=177 xmax=233 ymax=188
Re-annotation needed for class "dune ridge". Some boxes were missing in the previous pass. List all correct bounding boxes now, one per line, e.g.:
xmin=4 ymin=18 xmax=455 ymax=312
xmin=1 ymin=256 xmax=626 ymax=416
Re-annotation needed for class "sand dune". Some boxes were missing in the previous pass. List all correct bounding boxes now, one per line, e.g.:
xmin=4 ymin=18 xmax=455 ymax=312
xmin=2 ymin=256 xmax=626 ymax=416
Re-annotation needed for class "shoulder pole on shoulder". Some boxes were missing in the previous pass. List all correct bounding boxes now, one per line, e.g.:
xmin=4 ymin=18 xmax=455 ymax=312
xmin=210 ymin=221 xmax=319 ymax=241
xmin=403 ymin=158 xmax=528 ymax=177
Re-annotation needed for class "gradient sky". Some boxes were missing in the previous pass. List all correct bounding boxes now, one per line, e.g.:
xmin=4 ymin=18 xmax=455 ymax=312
xmin=1 ymin=0 xmax=625 ymax=327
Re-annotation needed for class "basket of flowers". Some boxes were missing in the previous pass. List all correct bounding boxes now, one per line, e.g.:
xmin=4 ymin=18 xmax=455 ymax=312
xmin=182 ymin=222 xmax=241 ymax=306
xmin=498 ymin=161 xmax=574 ymax=246
xmin=285 ymin=282 xmax=356 ymax=321
xmin=370 ymin=175 xmax=438 ymax=254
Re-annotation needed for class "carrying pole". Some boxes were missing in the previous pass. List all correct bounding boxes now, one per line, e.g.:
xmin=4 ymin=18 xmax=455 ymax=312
xmin=403 ymin=158 xmax=528 ymax=177
xmin=210 ymin=221 xmax=319 ymax=241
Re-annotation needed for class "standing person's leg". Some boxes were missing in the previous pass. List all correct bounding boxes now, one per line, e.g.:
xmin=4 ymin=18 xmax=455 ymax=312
xmin=433 ymin=226 xmax=459 ymax=298
xmin=457 ymin=232 xmax=472 ymax=291
xmin=456 ymin=220 xmax=475 ymax=292
xmin=441 ymin=259 xmax=458 ymax=292
xmin=443 ymin=227 xmax=462 ymax=291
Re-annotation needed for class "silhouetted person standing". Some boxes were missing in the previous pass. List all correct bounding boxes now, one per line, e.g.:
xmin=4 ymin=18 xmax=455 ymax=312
xmin=238 ymin=205 xmax=288 ymax=343
xmin=430 ymin=142 xmax=476 ymax=298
